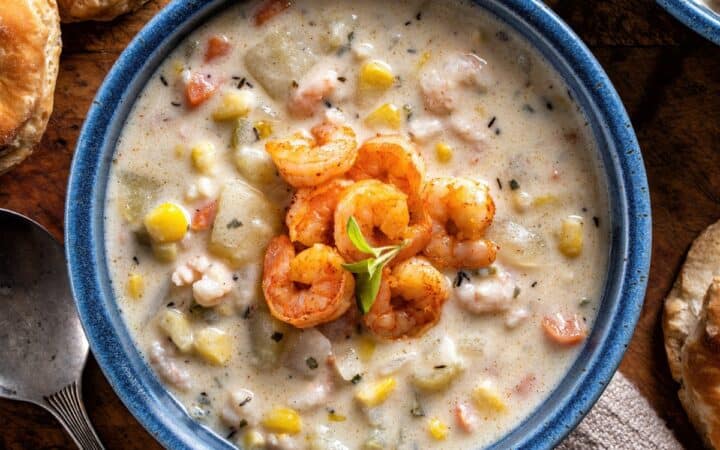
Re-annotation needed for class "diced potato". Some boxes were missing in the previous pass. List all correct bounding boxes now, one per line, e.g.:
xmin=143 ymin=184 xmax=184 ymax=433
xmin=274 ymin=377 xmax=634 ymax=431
xmin=262 ymin=407 xmax=302 ymax=434
xmin=355 ymin=377 xmax=396 ymax=408
xmin=158 ymin=309 xmax=194 ymax=352
xmin=253 ymin=121 xmax=274 ymax=140
xmin=191 ymin=142 xmax=217 ymax=174
xmin=358 ymin=60 xmax=394 ymax=91
xmin=231 ymin=118 xmax=255 ymax=150
xmin=245 ymin=29 xmax=319 ymax=100
xmin=194 ymin=327 xmax=233 ymax=365
xmin=249 ymin=310 xmax=290 ymax=368
xmin=243 ymin=429 xmax=266 ymax=449
xmin=152 ymin=242 xmax=178 ymax=263
xmin=365 ymin=103 xmax=401 ymax=130
xmin=212 ymin=91 xmax=256 ymax=121
xmin=435 ymin=142 xmax=453 ymax=163
xmin=144 ymin=202 xmax=189 ymax=243
xmin=472 ymin=380 xmax=507 ymax=413
xmin=558 ymin=215 xmax=584 ymax=257
xmin=117 ymin=171 xmax=160 ymax=226
xmin=428 ymin=418 xmax=449 ymax=440
xmin=234 ymin=146 xmax=279 ymax=186
xmin=412 ymin=336 xmax=463 ymax=391
xmin=210 ymin=180 xmax=281 ymax=267
xmin=489 ymin=221 xmax=546 ymax=268
xmin=127 ymin=273 xmax=144 ymax=299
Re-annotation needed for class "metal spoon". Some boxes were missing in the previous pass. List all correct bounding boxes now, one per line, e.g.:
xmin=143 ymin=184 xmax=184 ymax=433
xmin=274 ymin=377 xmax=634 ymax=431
xmin=0 ymin=209 xmax=104 ymax=449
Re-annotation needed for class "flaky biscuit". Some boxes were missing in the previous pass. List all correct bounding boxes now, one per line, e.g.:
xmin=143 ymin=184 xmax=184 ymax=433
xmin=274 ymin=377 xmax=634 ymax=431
xmin=57 ymin=0 xmax=150 ymax=22
xmin=663 ymin=221 xmax=720 ymax=448
xmin=0 ymin=0 xmax=61 ymax=175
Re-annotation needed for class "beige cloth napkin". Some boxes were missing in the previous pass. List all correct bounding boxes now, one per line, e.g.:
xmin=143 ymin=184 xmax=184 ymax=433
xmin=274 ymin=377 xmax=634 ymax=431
xmin=557 ymin=371 xmax=683 ymax=450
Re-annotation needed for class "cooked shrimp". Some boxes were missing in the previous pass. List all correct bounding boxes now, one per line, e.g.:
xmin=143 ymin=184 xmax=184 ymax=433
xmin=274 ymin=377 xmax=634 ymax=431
xmin=347 ymin=136 xmax=431 ymax=259
xmin=333 ymin=180 xmax=410 ymax=262
xmin=364 ymin=257 xmax=450 ymax=340
xmin=286 ymin=178 xmax=353 ymax=247
xmin=262 ymin=235 xmax=354 ymax=328
xmin=287 ymin=68 xmax=338 ymax=118
xmin=454 ymin=269 xmax=516 ymax=314
xmin=265 ymin=122 xmax=358 ymax=188
xmin=423 ymin=177 xmax=498 ymax=269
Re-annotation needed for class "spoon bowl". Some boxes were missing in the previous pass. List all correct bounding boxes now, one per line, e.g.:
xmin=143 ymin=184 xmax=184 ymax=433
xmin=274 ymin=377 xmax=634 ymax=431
xmin=0 ymin=209 xmax=103 ymax=449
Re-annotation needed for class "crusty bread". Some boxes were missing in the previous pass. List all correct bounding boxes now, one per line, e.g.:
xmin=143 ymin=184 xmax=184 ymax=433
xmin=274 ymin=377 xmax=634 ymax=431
xmin=0 ymin=0 xmax=61 ymax=175
xmin=57 ymin=0 xmax=149 ymax=22
xmin=663 ymin=221 xmax=720 ymax=448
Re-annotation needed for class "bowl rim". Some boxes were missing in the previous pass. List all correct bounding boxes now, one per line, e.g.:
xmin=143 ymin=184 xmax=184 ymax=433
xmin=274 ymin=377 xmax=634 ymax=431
xmin=65 ymin=0 xmax=651 ymax=449
xmin=657 ymin=0 xmax=720 ymax=45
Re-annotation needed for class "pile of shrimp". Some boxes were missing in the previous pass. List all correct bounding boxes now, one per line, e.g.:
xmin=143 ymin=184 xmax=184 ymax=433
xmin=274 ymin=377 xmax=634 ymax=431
xmin=262 ymin=121 xmax=499 ymax=339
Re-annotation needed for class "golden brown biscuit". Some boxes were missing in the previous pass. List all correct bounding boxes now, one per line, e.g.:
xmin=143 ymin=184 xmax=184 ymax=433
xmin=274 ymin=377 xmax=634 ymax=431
xmin=664 ymin=221 xmax=720 ymax=448
xmin=0 ymin=0 xmax=61 ymax=175
xmin=57 ymin=0 xmax=150 ymax=22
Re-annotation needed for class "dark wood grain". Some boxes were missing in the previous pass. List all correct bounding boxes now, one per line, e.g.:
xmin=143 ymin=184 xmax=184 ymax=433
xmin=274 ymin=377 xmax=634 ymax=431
xmin=1 ymin=0 xmax=718 ymax=448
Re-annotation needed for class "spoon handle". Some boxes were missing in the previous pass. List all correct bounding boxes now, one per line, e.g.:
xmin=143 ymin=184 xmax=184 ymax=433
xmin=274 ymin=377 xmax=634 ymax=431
xmin=44 ymin=381 xmax=105 ymax=450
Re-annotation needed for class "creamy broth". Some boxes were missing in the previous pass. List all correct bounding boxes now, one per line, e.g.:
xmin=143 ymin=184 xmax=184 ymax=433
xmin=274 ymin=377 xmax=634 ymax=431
xmin=105 ymin=0 xmax=609 ymax=448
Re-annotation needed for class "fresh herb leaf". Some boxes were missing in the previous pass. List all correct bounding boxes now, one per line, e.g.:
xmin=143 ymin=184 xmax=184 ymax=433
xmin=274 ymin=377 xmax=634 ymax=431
xmin=341 ymin=216 xmax=407 ymax=314
xmin=346 ymin=216 xmax=379 ymax=257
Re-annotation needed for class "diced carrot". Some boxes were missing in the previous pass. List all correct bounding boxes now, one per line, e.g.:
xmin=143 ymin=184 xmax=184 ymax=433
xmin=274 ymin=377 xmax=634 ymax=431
xmin=254 ymin=0 xmax=293 ymax=26
xmin=454 ymin=402 xmax=479 ymax=433
xmin=205 ymin=35 xmax=232 ymax=62
xmin=185 ymin=73 xmax=216 ymax=107
xmin=191 ymin=200 xmax=218 ymax=231
xmin=541 ymin=313 xmax=587 ymax=345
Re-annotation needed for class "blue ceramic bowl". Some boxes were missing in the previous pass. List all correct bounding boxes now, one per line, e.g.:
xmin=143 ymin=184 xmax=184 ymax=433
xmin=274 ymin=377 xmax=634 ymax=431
xmin=65 ymin=0 xmax=651 ymax=448
xmin=658 ymin=0 xmax=720 ymax=45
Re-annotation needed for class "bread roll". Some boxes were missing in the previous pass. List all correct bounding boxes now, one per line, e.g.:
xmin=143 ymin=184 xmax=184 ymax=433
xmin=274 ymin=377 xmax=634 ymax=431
xmin=57 ymin=0 xmax=150 ymax=23
xmin=0 ymin=0 xmax=61 ymax=175
xmin=664 ymin=221 xmax=720 ymax=448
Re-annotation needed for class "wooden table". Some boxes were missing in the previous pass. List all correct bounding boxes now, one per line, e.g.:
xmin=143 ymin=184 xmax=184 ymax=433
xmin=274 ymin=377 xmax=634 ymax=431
xmin=1 ymin=0 xmax=718 ymax=448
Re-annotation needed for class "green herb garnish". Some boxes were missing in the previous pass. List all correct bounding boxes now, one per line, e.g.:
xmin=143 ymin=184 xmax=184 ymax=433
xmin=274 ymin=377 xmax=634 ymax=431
xmin=341 ymin=216 xmax=406 ymax=314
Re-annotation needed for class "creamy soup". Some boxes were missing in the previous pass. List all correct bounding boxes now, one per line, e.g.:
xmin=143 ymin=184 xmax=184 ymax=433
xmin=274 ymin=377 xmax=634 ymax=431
xmin=104 ymin=0 xmax=610 ymax=448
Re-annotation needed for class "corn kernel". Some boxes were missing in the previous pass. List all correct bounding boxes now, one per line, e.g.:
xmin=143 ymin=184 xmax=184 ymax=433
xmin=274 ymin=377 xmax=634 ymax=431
xmin=355 ymin=377 xmax=396 ymax=408
xmin=158 ymin=309 xmax=193 ymax=352
xmin=359 ymin=60 xmax=395 ymax=91
xmin=262 ymin=407 xmax=302 ymax=434
xmin=172 ymin=60 xmax=184 ymax=75
xmin=144 ymin=202 xmax=188 ymax=243
xmin=174 ymin=144 xmax=186 ymax=158
xmin=253 ymin=121 xmax=274 ymax=140
xmin=212 ymin=91 xmax=256 ymax=121
xmin=191 ymin=142 xmax=217 ymax=174
xmin=365 ymin=103 xmax=402 ymax=129
xmin=357 ymin=335 xmax=376 ymax=362
xmin=558 ymin=215 xmax=584 ymax=257
xmin=417 ymin=51 xmax=431 ymax=69
xmin=194 ymin=327 xmax=233 ymax=365
xmin=243 ymin=429 xmax=266 ymax=448
xmin=533 ymin=194 xmax=559 ymax=207
xmin=127 ymin=273 xmax=144 ymax=299
xmin=428 ymin=418 xmax=449 ymax=440
xmin=435 ymin=142 xmax=453 ymax=163
xmin=472 ymin=380 xmax=507 ymax=413
xmin=328 ymin=411 xmax=346 ymax=422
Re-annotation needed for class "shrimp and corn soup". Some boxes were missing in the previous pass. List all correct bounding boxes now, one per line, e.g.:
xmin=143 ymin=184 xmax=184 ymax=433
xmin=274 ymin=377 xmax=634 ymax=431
xmin=105 ymin=0 xmax=610 ymax=448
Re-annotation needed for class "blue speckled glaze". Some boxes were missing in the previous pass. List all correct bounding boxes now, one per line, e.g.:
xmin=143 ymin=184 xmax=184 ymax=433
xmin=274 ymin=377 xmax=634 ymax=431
xmin=65 ymin=0 xmax=651 ymax=448
xmin=658 ymin=0 xmax=720 ymax=45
